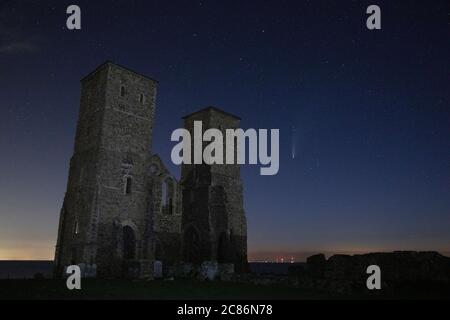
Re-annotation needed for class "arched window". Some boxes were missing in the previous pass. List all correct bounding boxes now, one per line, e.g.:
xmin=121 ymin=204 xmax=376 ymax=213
xmin=120 ymin=85 xmax=125 ymax=97
xmin=139 ymin=93 xmax=145 ymax=105
xmin=155 ymin=241 xmax=163 ymax=261
xmin=150 ymin=164 xmax=159 ymax=175
xmin=183 ymin=227 xmax=200 ymax=263
xmin=161 ymin=178 xmax=174 ymax=215
xmin=217 ymin=232 xmax=228 ymax=263
xmin=124 ymin=176 xmax=132 ymax=195
xmin=161 ymin=180 xmax=168 ymax=207
xmin=123 ymin=226 xmax=136 ymax=260
xmin=73 ymin=220 xmax=79 ymax=236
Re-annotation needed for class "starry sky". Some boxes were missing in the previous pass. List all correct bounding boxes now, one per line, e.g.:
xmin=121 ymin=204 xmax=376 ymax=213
xmin=1 ymin=0 xmax=449 ymax=261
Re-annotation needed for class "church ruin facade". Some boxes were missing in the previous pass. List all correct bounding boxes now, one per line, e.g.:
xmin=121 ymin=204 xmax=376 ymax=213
xmin=54 ymin=62 xmax=247 ymax=278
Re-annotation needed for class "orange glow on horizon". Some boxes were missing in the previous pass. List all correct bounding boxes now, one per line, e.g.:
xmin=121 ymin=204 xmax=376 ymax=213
xmin=0 ymin=245 xmax=55 ymax=261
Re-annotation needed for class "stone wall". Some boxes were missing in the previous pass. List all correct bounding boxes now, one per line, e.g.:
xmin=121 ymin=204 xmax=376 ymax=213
xmin=288 ymin=251 xmax=450 ymax=294
xmin=55 ymin=64 xmax=248 ymax=279
xmin=181 ymin=107 xmax=248 ymax=272
xmin=55 ymin=62 xmax=158 ymax=278
xmin=149 ymin=154 xmax=182 ymax=267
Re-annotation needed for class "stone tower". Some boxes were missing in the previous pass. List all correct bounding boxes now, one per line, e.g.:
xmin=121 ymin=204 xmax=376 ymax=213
xmin=181 ymin=107 xmax=248 ymax=272
xmin=54 ymin=62 xmax=158 ymax=277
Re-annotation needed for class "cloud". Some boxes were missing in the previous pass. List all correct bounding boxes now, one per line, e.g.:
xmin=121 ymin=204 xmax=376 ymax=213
xmin=0 ymin=39 xmax=40 ymax=54
xmin=0 ymin=2 xmax=43 ymax=55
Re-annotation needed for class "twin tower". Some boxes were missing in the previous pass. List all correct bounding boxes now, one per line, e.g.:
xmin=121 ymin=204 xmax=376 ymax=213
xmin=54 ymin=62 xmax=247 ymax=278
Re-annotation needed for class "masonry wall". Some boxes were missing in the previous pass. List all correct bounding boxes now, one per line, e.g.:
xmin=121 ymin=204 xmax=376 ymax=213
xmin=55 ymin=63 xmax=247 ymax=279
xmin=55 ymin=63 xmax=158 ymax=278
xmin=55 ymin=66 xmax=109 ymax=272
xmin=149 ymin=155 xmax=182 ymax=268
xmin=181 ymin=108 xmax=248 ymax=272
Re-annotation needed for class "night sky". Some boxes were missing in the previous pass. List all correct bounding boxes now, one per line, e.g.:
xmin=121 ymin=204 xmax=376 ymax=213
xmin=1 ymin=0 xmax=449 ymax=261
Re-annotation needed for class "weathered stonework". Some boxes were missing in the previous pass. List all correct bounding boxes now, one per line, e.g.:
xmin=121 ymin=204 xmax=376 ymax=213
xmin=181 ymin=107 xmax=248 ymax=273
xmin=54 ymin=62 xmax=159 ymax=278
xmin=54 ymin=63 xmax=248 ymax=278
xmin=149 ymin=154 xmax=183 ymax=267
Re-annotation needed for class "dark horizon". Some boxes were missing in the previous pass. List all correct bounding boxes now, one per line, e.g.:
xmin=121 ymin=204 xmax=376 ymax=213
xmin=2 ymin=249 xmax=450 ymax=264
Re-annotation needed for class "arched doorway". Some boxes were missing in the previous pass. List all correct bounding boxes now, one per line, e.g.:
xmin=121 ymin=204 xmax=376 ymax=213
xmin=123 ymin=226 xmax=136 ymax=260
xmin=154 ymin=240 xmax=164 ymax=261
xmin=217 ymin=232 xmax=228 ymax=263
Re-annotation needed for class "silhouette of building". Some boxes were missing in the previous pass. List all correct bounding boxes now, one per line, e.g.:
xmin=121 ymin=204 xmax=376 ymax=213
xmin=54 ymin=62 xmax=247 ymax=278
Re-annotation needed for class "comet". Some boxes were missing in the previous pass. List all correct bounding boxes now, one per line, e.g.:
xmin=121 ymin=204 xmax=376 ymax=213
xmin=291 ymin=125 xmax=296 ymax=160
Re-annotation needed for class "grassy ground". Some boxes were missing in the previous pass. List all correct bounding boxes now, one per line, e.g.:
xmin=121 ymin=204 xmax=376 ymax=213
xmin=1 ymin=279 xmax=449 ymax=300
xmin=0 ymin=279 xmax=340 ymax=300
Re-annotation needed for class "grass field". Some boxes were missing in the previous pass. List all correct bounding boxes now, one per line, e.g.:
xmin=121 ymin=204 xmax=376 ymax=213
xmin=0 ymin=279 xmax=342 ymax=300
xmin=1 ymin=279 xmax=449 ymax=300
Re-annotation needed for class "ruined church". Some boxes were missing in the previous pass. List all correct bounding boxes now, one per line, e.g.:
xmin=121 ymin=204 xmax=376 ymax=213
xmin=54 ymin=62 xmax=247 ymax=278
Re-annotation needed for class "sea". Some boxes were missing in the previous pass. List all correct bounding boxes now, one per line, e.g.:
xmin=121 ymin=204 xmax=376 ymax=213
xmin=0 ymin=261 xmax=54 ymax=279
